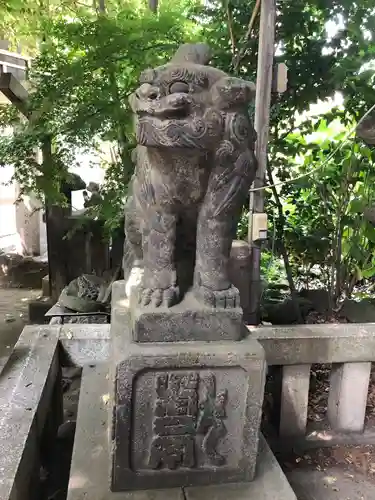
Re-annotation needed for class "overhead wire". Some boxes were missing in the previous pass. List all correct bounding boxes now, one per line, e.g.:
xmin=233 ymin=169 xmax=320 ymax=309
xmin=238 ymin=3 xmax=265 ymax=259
xmin=250 ymin=102 xmax=375 ymax=193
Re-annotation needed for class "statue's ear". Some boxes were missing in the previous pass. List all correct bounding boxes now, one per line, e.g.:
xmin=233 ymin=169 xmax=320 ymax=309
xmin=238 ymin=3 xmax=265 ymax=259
xmin=210 ymin=77 xmax=256 ymax=110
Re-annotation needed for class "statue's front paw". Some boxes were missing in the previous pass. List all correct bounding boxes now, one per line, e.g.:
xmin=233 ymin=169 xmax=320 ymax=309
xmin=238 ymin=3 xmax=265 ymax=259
xmin=197 ymin=285 xmax=240 ymax=309
xmin=139 ymin=286 xmax=179 ymax=308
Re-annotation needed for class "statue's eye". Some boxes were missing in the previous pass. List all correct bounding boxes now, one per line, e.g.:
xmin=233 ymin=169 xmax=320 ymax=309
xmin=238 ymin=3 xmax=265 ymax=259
xmin=169 ymin=82 xmax=190 ymax=94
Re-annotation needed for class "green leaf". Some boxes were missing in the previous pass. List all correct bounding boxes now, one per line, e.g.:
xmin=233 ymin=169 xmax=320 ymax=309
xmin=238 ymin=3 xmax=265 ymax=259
xmin=349 ymin=199 xmax=365 ymax=213
xmin=365 ymin=227 xmax=375 ymax=244
xmin=362 ymin=266 xmax=375 ymax=279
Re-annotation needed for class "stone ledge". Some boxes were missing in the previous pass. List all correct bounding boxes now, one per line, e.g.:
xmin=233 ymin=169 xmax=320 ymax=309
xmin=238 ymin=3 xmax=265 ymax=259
xmin=59 ymin=324 xmax=111 ymax=366
xmin=113 ymin=280 xmax=245 ymax=343
xmin=130 ymin=298 xmax=244 ymax=342
xmin=56 ymin=295 xmax=375 ymax=367
xmin=0 ymin=325 xmax=60 ymax=500
xmin=252 ymin=323 xmax=375 ymax=364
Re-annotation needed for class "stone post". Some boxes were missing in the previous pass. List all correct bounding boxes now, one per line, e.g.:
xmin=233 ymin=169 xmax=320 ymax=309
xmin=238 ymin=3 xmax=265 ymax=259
xmin=328 ymin=362 xmax=371 ymax=433
xmin=279 ymin=364 xmax=311 ymax=438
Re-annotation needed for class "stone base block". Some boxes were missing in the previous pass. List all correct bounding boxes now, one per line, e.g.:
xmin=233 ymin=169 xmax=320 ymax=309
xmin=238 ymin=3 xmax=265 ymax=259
xmin=111 ymin=337 xmax=266 ymax=491
xmin=67 ymin=363 xmax=296 ymax=500
xmin=130 ymin=290 xmax=244 ymax=342
xmin=28 ymin=297 xmax=54 ymax=324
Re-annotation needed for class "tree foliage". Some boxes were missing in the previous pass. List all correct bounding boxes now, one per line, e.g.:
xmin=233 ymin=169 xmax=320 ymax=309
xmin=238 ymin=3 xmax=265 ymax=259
xmin=0 ymin=0 xmax=198 ymax=228
xmin=1 ymin=0 xmax=375 ymax=307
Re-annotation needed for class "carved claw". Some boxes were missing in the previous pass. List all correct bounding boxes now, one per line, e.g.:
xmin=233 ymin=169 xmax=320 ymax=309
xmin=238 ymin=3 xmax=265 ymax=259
xmin=197 ymin=285 xmax=240 ymax=309
xmin=139 ymin=286 xmax=179 ymax=308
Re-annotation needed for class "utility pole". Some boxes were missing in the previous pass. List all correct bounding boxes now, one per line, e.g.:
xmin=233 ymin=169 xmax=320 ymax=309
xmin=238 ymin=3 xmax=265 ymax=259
xmin=247 ymin=0 xmax=276 ymax=325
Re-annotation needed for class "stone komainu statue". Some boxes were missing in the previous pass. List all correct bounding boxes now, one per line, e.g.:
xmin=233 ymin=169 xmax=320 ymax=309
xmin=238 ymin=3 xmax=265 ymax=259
xmin=124 ymin=43 xmax=258 ymax=309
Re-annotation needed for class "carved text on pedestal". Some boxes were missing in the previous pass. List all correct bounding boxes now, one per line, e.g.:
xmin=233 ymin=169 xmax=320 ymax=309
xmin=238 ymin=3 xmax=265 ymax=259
xmin=148 ymin=371 xmax=228 ymax=470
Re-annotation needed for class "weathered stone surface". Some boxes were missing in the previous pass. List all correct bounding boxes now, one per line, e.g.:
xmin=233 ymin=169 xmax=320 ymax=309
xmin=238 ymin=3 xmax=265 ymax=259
xmin=0 ymin=325 xmax=60 ymax=500
xmin=68 ymin=362 xmax=294 ymax=500
xmin=253 ymin=323 xmax=375 ymax=364
xmin=59 ymin=324 xmax=110 ymax=366
xmin=124 ymin=43 xmax=257 ymax=314
xmin=42 ymin=274 xmax=50 ymax=297
xmin=328 ymin=362 xmax=371 ymax=433
xmin=279 ymin=365 xmax=311 ymax=438
xmin=340 ymin=298 xmax=375 ymax=323
xmin=54 ymin=318 xmax=375 ymax=368
xmin=112 ymin=279 xmax=126 ymax=308
xmin=130 ymin=291 xmax=244 ymax=342
xmin=111 ymin=337 xmax=266 ymax=491
xmin=68 ymin=363 xmax=184 ymax=500
xmin=28 ymin=297 xmax=54 ymax=324
xmin=185 ymin=436 xmax=297 ymax=500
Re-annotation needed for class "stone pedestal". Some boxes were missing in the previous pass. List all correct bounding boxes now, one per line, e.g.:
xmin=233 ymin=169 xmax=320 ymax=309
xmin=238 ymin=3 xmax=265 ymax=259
xmin=67 ymin=363 xmax=296 ymax=500
xmin=109 ymin=281 xmax=266 ymax=492
xmin=130 ymin=291 xmax=245 ymax=342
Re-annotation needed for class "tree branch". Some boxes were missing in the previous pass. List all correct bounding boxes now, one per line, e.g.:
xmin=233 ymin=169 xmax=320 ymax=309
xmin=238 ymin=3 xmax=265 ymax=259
xmin=224 ymin=0 xmax=236 ymax=56
xmin=266 ymin=160 xmax=303 ymax=322
xmin=232 ymin=0 xmax=261 ymax=73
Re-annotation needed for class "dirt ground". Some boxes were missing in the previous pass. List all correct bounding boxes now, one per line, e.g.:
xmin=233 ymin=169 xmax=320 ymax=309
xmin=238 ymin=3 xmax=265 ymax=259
xmin=0 ymin=286 xmax=41 ymax=369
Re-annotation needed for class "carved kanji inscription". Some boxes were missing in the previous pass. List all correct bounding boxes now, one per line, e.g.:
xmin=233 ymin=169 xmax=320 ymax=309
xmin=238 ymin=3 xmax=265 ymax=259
xmin=148 ymin=371 xmax=228 ymax=470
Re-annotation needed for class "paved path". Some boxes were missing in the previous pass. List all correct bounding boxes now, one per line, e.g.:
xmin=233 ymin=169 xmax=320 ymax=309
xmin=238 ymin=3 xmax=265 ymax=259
xmin=287 ymin=467 xmax=374 ymax=499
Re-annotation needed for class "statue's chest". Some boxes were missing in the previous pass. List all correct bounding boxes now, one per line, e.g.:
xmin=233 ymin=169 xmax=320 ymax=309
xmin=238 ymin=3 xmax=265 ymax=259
xmin=175 ymin=160 xmax=209 ymax=201
xmin=150 ymin=154 xmax=210 ymax=205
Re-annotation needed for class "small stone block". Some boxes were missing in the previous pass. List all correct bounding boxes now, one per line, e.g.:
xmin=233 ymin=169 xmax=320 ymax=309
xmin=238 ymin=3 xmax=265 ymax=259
xmin=111 ymin=337 xmax=266 ymax=491
xmin=130 ymin=291 xmax=244 ymax=342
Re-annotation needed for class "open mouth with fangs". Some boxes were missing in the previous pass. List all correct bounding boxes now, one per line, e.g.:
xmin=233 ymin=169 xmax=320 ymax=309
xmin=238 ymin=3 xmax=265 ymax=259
xmin=135 ymin=94 xmax=191 ymax=120
xmin=138 ymin=107 xmax=189 ymax=120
